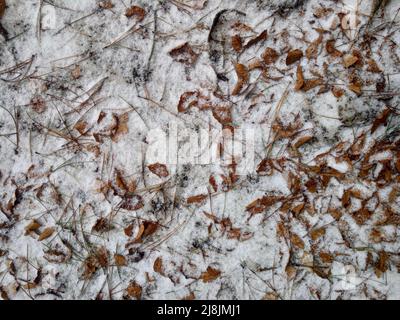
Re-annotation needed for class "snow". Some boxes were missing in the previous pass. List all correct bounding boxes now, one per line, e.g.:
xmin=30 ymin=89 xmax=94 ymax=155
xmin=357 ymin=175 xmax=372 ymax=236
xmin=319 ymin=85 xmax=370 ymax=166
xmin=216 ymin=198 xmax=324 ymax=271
xmin=0 ymin=0 xmax=399 ymax=300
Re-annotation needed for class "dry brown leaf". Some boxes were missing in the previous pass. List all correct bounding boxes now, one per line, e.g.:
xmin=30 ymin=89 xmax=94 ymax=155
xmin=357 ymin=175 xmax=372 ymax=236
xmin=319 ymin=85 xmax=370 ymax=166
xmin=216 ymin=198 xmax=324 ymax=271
xmin=310 ymin=227 xmax=326 ymax=241
xmin=153 ymin=257 xmax=163 ymax=274
xmin=126 ymin=281 xmax=142 ymax=299
xmin=243 ymin=30 xmax=267 ymax=49
xmin=371 ymin=107 xmax=391 ymax=133
xmin=187 ymin=194 xmax=208 ymax=205
xmin=111 ymin=112 xmax=129 ymax=141
xmin=99 ymin=1 xmax=114 ymax=9
xmin=290 ymin=233 xmax=305 ymax=249
xmin=209 ymin=175 xmax=218 ymax=192
xmin=124 ymin=224 xmax=134 ymax=237
xmin=348 ymin=82 xmax=362 ymax=95
xmin=367 ymin=59 xmax=381 ymax=73
xmin=169 ymin=42 xmax=199 ymax=66
xmin=148 ymin=163 xmax=169 ymax=178
xmin=114 ymin=254 xmax=127 ymax=267
xmin=177 ymin=91 xmax=198 ymax=113
xmin=294 ymin=65 xmax=304 ymax=91
xmin=303 ymin=78 xmax=323 ymax=92
xmin=74 ymin=120 xmax=87 ymax=135
xmin=332 ymin=86 xmax=344 ymax=98
xmin=25 ymin=220 xmax=41 ymax=235
xmin=262 ymin=47 xmax=279 ymax=65
xmin=319 ymin=252 xmax=333 ymax=263
xmin=286 ymin=49 xmax=303 ymax=65
xmin=294 ymin=135 xmax=313 ymax=148
xmin=232 ymin=63 xmax=249 ymax=95
xmin=201 ymin=266 xmax=221 ymax=282
xmin=326 ymin=40 xmax=342 ymax=57
xmin=125 ymin=6 xmax=146 ymax=21
xmin=231 ymin=35 xmax=242 ymax=52
xmin=0 ymin=0 xmax=5 ymax=18
xmin=375 ymin=251 xmax=389 ymax=278
xmin=212 ymin=105 xmax=232 ymax=125
xmin=121 ymin=195 xmax=144 ymax=211
xmin=182 ymin=292 xmax=195 ymax=300
xmin=343 ymin=54 xmax=358 ymax=68
xmin=38 ymin=227 xmax=55 ymax=241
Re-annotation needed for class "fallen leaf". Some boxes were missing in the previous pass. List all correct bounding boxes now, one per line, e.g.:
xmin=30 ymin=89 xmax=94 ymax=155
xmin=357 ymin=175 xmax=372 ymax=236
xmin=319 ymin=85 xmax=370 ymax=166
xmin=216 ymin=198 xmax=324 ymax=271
xmin=310 ymin=227 xmax=326 ymax=241
xmin=343 ymin=54 xmax=358 ymax=68
xmin=187 ymin=194 xmax=208 ymax=205
xmin=74 ymin=120 xmax=88 ymax=135
xmin=99 ymin=1 xmax=113 ymax=9
xmin=124 ymin=224 xmax=134 ymax=237
xmin=125 ymin=6 xmax=146 ymax=21
xmin=231 ymin=35 xmax=242 ymax=52
xmin=153 ymin=257 xmax=163 ymax=274
xmin=290 ymin=233 xmax=305 ymax=249
xmin=121 ymin=195 xmax=144 ymax=211
xmin=332 ymin=86 xmax=344 ymax=98
xmin=371 ymin=107 xmax=391 ymax=133
xmin=92 ymin=217 xmax=112 ymax=233
xmin=126 ymin=281 xmax=142 ymax=299
xmin=244 ymin=30 xmax=267 ymax=49
xmin=25 ymin=220 xmax=41 ymax=235
xmin=294 ymin=65 xmax=304 ymax=91
xmin=326 ymin=39 xmax=342 ymax=57
xmin=212 ymin=105 xmax=232 ymax=125
xmin=367 ymin=59 xmax=381 ymax=73
xmin=111 ymin=112 xmax=129 ymax=141
xmin=294 ymin=135 xmax=313 ymax=148
xmin=262 ymin=47 xmax=279 ymax=65
xmin=169 ymin=42 xmax=199 ymax=66
xmin=0 ymin=0 xmax=5 ymax=18
xmin=177 ymin=91 xmax=199 ymax=113
xmin=38 ymin=227 xmax=55 ymax=241
xmin=114 ymin=254 xmax=127 ymax=266
xmin=286 ymin=49 xmax=303 ymax=65
xmin=201 ymin=266 xmax=221 ymax=282
xmin=148 ymin=163 xmax=169 ymax=178
xmin=303 ymin=78 xmax=323 ymax=92
xmin=232 ymin=63 xmax=249 ymax=95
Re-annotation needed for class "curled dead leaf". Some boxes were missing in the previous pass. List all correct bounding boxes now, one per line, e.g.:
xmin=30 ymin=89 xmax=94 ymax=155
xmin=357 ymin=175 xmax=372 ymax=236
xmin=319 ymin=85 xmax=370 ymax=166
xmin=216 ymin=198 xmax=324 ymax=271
xmin=310 ymin=227 xmax=326 ymax=241
xmin=262 ymin=47 xmax=279 ymax=65
xmin=126 ymin=281 xmax=142 ymax=299
xmin=243 ymin=30 xmax=267 ymax=49
xmin=0 ymin=0 xmax=5 ymax=18
xmin=231 ymin=35 xmax=242 ymax=52
xmin=290 ymin=233 xmax=305 ymax=249
xmin=169 ymin=42 xmax=199 ymax=66
xmin=153 ymin=257 xmax=163 ymax=274
xmin=114 ymin=254 xmax=127 ymax=266
xmin=187 ymin=194 xmax=208 ymax=205
xmin=294 ymin=65 xmax=304 ymax=91
xmin=201 ymin=266 xmax=221 ymax=282
xmin=148 ymin=163 xmax=169 ymax=178
xmin=232 ymin=63 xmax=249 ymax=96
xmin=326 ymin=39 xmax=342 ymax=57
xmin=38 ymin=227 xmax=55 ymax=241
xmin=125 ymin=6 xmax=146 ymax=21
xmin=343 ymin=54 xmax=358 ymax=68
xmin=286 ymin=49 xmax=303 ymax=65
xmin=25 ymin=220 xmax=41 ymax=235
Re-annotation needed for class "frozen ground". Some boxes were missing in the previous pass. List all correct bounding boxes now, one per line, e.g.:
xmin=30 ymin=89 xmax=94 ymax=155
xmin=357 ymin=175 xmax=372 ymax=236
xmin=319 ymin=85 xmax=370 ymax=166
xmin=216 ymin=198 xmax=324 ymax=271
xmin=0 ymin=0 xmax=400 ymax=300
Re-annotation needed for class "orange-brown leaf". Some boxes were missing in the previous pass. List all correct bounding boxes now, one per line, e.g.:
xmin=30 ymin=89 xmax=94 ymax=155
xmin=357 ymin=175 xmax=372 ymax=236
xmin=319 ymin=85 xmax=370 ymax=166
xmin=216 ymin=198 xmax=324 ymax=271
xmin=38 ymin=227 xmax=55 ymax=241
xmin=201 ymin=266 xmax=221 ymax=282
xmin=148 ymin=163 xmax=169 ymax=178
xmin=286 ymin=49 xmax=303 ymax=65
